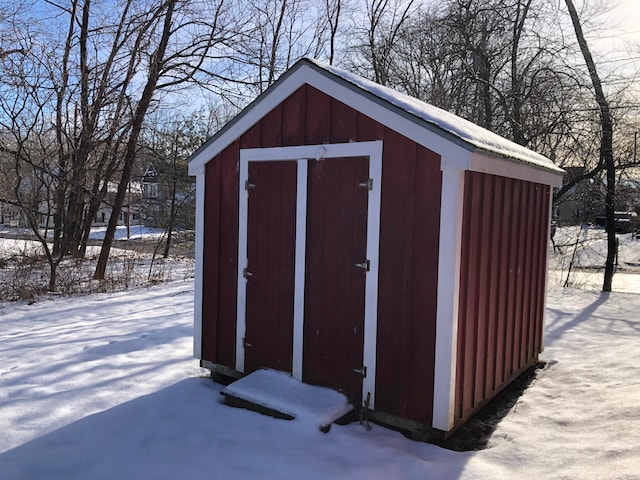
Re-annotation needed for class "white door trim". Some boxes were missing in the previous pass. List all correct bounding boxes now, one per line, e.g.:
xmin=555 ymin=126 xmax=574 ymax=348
xmin=236 ymin=140 xmax=383 ymax=408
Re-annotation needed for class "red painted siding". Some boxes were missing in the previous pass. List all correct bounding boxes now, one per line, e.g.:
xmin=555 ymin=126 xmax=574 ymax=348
xmin=375 ymin=128 xmax=441 ymax=425
xmin=455 ymin=171 xmax=550 ymax=426
xmin=201 ymin=84 xmax=442 ymax=426
xmin=303 ymin=156 xmax=369 ymax=403
xmin=244 ymin=161 xmax=297 ymax=373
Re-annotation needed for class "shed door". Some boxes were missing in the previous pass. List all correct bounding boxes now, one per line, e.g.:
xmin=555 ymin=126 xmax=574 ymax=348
xmin=303 ymin=156 xmax=369 ymax=404
xmin=244 ymin=161 xmax=297 ymax=373
xmin=237 ymin=141 xmax=382 ymax=409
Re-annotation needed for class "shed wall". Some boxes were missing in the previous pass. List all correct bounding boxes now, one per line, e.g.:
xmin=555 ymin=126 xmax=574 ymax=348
xmin=201 ymin=84 xmax=443 ymax=425
xmin=454 ymin=171 xmax=550 ymax=426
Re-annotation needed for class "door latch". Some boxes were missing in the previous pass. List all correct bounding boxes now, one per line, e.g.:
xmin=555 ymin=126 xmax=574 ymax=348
xmin=243 ymin=267 xmax=254 ymax=279
xmin=353 ymin=366 xmax=367 ymax=377
xmin=355 ymin=260 xmax=370 ymax=272
xmin=357 ymin=178 xmax=373 ymax=190
xmin=243 ymin=337 xmax=253 ymax=348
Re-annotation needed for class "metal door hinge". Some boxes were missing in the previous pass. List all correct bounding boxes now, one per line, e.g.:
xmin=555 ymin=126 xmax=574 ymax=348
xmin=353 ymin=366 xmax=367 ymax=377
xmin=245 ymin=180 xmax=256 ymax=190
xmin=358 ymin=178 xmax=373 ymax=191
xmin=355 ymin=260 xmax=370 ymax=271
xmin=243 ymin=267 xmax=254 ymax=279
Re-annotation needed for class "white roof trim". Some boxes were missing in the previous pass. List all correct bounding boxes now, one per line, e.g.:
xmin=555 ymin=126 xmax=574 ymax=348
xmin=189 ymin=59 xmax=564 ymax=186
xmin=469 ymin=151 xmax=564 ymax=187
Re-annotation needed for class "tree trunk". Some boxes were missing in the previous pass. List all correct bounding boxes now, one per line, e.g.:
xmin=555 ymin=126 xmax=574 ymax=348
xmin=94 ymin=0 xmax=177 ymax=280
xmin=163 ymin=178 xmax=177 ymax=258
xmin=564 ymin=0 xmax=615 ymax=292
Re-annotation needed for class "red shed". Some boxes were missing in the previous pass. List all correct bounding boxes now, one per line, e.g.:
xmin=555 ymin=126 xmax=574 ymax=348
xmin=188 ymin=59 xmax=564 ymax=438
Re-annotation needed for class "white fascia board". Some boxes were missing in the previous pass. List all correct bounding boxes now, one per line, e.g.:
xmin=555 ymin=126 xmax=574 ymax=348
xmin=303 ymin=73 xmax=470 ymax=164
xmin=432 ymin=169 xmax=466 ymax=431
xmin=188 ymin=163 xmax=205 ymax=176
xmin=189 ymin=65 xmax=317 ymax=174
xmin=471 ymin=151 xmax=564 ymax=187
xmin=189 ymin=64 xmax=471 ymax=173
xmin=193 ymin=173 xmax=205 ymax=359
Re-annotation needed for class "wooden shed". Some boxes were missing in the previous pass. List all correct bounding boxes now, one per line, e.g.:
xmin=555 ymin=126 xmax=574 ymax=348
xmin=188 ymin=58 xmax=564 ymax=438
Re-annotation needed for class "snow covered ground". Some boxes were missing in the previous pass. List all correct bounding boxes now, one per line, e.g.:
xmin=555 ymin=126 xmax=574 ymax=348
xmin=549 ymin=225 xmax=640 ymax=292
xmin=0 ymin=280 xmax=638 ymax=479
xmin=0 ymin=231 xmax=194 ymax=300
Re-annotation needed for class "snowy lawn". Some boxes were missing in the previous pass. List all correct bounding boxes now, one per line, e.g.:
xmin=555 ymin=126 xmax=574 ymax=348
xmin=0 ymin=281 xmax=639 ymax=479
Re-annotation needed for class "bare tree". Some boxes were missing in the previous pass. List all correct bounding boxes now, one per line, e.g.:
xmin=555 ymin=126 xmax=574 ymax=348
xmin=350 ymin=0 xmax=417 ymax=85
xmin=325 ymin=0 xmax=342 ymax=65
xmin=564 ymin=0 xmax=615 ymax=292
xmin=139 ymin=111 xmax=211 ymax=258
xmin=94 ymin=0 xmax=237 ymax=280
xmin=226 ymin=0 xmax=336 ymax=98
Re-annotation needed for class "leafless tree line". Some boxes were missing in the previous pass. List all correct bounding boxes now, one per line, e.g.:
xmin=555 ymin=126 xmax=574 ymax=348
xmin=0 ymin=0 xmax=637 ymax=292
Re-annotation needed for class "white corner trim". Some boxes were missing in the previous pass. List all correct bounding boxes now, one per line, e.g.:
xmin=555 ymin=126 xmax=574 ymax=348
xmin=432 ymin=169 xmax=466 ymax=431
xmin=471 ymin=151 xmax=564 ymax=187
xmin=193 ymin=173 xmax=205 ymax=359
xmin=292 ymin=159 xmax=308 ymax=380
xmin=540 ymin=187 xmax=554 ymax=353
xmin=188 ymin=164 xmax=205 ymax=176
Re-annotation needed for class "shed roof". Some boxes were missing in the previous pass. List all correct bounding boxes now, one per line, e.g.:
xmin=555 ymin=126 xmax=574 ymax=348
xmin=189 ymin=58 xmax=564 ymax=178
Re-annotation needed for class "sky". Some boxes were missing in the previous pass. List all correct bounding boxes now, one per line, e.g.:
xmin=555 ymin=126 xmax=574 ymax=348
xmin=585 ymin=0 xmax=640 ymax=78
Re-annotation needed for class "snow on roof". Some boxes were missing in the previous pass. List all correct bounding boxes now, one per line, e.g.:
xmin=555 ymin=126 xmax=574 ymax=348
xmin=304 ymin=58 xmax=562 ymax=174
xmin=189 ymin=58 xmax=563 ymax=178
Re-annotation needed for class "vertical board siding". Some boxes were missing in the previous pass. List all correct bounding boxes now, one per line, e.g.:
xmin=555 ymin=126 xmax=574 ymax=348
xmin=303 ymin=156 xmax=369 ymax=402
xmin=244 ymin=161 xmax=297 ymax=373
xmin=375 ymin=128 xmax=441 ymax=425
xmin=201 ymin=83 xmax=442 ymax=426
xmin=406 ymin=144 xmax=441 ymax=422
xmin=455 ymin=171 xmax=550 ymax=426
xmin=217 ymin=141 xmax=240 ymax=367
xmin=201 ymin=156 xmax=222 ymax=361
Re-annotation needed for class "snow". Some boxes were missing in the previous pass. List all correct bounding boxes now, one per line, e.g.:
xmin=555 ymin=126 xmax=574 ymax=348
xmin=549 ymin=225 xmax=640 ymax=292
xmin=88 ymin=225 xmax=165 ymax=240
xmin=222 ymin=369 xmax=353 ymax=428
xmin=307 ymin=58 xmax=563 ymax=174
xmin=0 ymin=233 xmax=194 ymax=300
xmin=1 ymin=276 xmax=639 ymax=478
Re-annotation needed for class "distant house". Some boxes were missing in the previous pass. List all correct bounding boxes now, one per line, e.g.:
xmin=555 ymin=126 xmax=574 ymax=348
xmin=0 ymin=199 xmax=21 ymax=227
xmin=141 ymin=163 xmax=160 ymax=200
xmin=138 ymin=161 xmax=195 ymax=229
xmin=555 ymin=166 xmax=602 ymax=224
xmin=138 ymin=162 xmax=166 ymax=228
xmin=188 ymin=59 xmax=564 ymax=439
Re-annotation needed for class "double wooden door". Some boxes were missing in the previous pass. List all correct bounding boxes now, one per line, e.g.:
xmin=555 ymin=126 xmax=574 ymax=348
xmin=243 ymin=156 xmax=370 ymax=403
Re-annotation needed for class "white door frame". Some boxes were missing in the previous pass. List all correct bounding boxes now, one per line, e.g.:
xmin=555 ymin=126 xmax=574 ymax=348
xmin=236 ymin=140 xmax=383 ymax=407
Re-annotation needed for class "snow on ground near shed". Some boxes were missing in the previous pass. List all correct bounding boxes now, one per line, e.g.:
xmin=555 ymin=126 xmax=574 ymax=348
xmin=0 ymin=281 xmax=639 ymax=479
xmin=222 ymin=369 xmax=353 ymax=427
